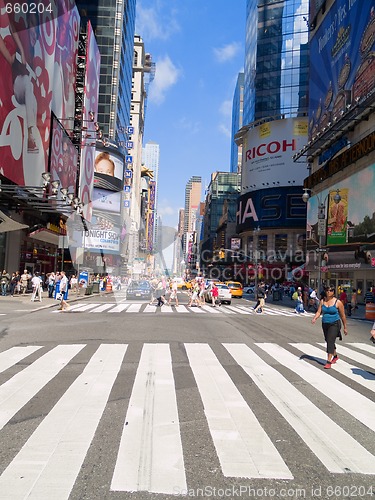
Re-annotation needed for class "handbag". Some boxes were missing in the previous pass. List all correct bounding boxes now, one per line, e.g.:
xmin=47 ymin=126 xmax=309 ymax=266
xmin=56 ymin=292 xmax=63 ymax=301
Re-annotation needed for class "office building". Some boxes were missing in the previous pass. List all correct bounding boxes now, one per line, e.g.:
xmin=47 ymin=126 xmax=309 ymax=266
xmin=230 ymin=72 xmax=244 ymax=173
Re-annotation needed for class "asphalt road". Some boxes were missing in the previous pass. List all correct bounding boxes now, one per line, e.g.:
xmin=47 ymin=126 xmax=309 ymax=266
xmin=0 ymin=291 xmax=374 ymax=500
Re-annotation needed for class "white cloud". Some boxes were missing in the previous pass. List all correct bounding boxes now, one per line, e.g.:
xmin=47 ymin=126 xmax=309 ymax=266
xmin=213 ymin=42 xmax=242 ymax=63
xmin=135 ymin=2 xmax=180 ymax=41
xmin=178 ymin=116 xmax=201 ymax=134
xmin=219 ymin=99 xmax=232 ymax=117
xmin=218 ymin=123 xmax=231 ymax=138
xmin=149 ymin=55 xmax=181 ymax=104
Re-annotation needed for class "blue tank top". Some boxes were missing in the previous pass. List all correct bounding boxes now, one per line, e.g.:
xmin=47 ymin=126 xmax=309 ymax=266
xmin=322 ymin=300 xmax=340 ymax=323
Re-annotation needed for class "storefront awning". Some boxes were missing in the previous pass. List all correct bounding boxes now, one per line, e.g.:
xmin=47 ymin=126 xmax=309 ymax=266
xmin=0 ymin=210 xmax=29 ymax=233
xmin=28 ymin=228 xmax=60 ymax=246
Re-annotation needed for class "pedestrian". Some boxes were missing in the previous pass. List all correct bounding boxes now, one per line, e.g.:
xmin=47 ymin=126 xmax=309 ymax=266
xmin=311 ymin=285 xmax=348 ymax=369
xmin=370 ymin=322 xmax=375 ymax=344
xmin=155 ymin=281 xmax=166 ymax=307
xmin=293 ymin=286 xmax=305 ymax=314
xmin=20 ymin=269 xmax=30 ymax=294
xmin=351 ymin=288 xmax=358 ymax=312
xmin=70 ymin=274 xmax=78 ymax=294
xmin=1 ymin=270 xmax=10 ymax=296
xmin=254 ymin=282 xmax=266 ymax=313
xmin=47 ymin=272 xmax=56 ymax=298
xmin=188 ymin=282 xmax=200 ymax=307
xmin=308 ymin=288 xmax=319 ymax=312
xmin=168 ymin=279 xmax=179 ymax=306
xmin=339 ymin=288 xmax=348 ymax=311
xmin=9 ymin=272 xmax=18 ymax=296
xmin=58 ymin=270 xmax=69 ymax=311
xmin=30 ymin=272 xmax=42 ymax=302
xmin=211 ymin=283 xmax=219 ymax=307
xmin=364 ymin=288 xmax=374 ymax=304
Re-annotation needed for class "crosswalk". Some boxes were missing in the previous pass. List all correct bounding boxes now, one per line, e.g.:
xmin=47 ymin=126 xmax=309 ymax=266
xmin=51 ymin=302 xmax=315 ymax=317
xmin=0 ymin=342 xmax=374 ymax=498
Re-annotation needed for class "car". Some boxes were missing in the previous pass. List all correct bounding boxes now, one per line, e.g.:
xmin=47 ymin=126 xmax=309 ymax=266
xmin=225 ymin=281 xmax=243 ymax=298
xmin=243 ymin=286 xmax=255 ymax=294
xmin=126 ymin=281 xmax=152 ymax=300
xmin=171 ymin=278 xmax=192 ymax=290
xmin=205 ymin=283 xmax=232 ymax=305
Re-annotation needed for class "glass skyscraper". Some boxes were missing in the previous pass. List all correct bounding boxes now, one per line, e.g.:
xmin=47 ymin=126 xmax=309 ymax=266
xmin=244 ymin=0 xmax=309 ymax=125
xmin=74 ymin=0 xmax=136 ymax=147
xmin=230 ymin=72 xmax=244 ymax=173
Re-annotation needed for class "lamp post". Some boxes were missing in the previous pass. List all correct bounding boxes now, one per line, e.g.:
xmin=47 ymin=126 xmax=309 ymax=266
xmin=253 ymin=226 xmax=260 ymax=294
xmin=302 ymin=188 xmax=341 ymax=293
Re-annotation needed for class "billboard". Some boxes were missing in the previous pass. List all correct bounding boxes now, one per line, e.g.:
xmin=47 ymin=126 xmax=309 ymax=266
xmin=49 ymin=114 xmax=78 ymax=196
xmin=0 ymin=0 xmax=79 ymax=186
xmin=94 ymin=145 xmax=124 ymax=191
xmin=241 ymin=118 xmax=308 ymax=194
xmin=236 ymin=186 xmax=307 ymax=233
xmin=309 ymin=0 xmax=375 ymax=138
xmin=79 ymin=21 xmax=100 ymax=222
xmin=306 ymin=164 xmax=375 ymax=270
xmin=92 ymin=188 xmax=121 ymax=214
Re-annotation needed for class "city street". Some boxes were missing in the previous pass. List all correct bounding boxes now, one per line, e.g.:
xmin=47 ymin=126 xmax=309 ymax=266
xmin=0 ymin=291 xmax=374 ymax=499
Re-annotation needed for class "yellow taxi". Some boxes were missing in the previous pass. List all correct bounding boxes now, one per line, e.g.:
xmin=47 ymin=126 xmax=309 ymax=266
xmin=171 ymin=278 xmax=192 ymax=290
xmin=225 ymin=281 xmax=243 ymax=298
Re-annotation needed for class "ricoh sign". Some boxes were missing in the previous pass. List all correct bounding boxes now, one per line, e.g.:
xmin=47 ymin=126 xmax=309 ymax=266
xmin=242 ymin=118 xmax=308 ymax=193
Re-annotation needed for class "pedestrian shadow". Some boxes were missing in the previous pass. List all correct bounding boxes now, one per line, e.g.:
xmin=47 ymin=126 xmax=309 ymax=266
xmin=351 ymin=368 xmax=375 ymax=379
xmin=299 ymin=354 xmax=325 ymax=366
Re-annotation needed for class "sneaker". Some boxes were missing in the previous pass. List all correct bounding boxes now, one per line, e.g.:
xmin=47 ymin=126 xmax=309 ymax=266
xmin=331 ymin=355 xmax=339 ymax=364
xmin=370 ymin=337 xmax=375 ymax=344
xmin=323 ymin=362 xmax=332 ymax=369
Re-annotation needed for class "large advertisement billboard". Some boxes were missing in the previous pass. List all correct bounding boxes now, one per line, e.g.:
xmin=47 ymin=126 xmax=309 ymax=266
xmin=306 ymin=164 xmax=375 ymax=271
xmin=309 ymin=0 xmax=375 ymax=138
xmin=0 ymin=0 xmax=79 ymax=186
xmin=241 ymin=118 xmax=308 ymax=194
xmin=93 ymin=144 xmax=124 ymax=192
xmin=49 ymin=114 xmax=78 ymax=196
xmin=236 ymin=186 xmax=307 ymax=233
xmin=79 ymin=21 xmax=100 ymax=222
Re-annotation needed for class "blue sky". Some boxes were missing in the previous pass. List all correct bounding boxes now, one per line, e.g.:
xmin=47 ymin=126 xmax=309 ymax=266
xmin=135 ymin=0 xmax=246 ymax=228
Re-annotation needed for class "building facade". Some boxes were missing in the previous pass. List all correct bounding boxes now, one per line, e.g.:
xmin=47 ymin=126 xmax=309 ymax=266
xmin=235 ymin=0 xmax=310 ymax=284
xmin=298 ymin=0 xmax=375 ymax=300
xmin=230 ymin=72 xmax=244 ymax=173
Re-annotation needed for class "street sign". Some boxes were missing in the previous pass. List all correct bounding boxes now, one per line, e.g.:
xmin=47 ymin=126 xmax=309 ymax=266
xmin=318 ymin=219 xmax=326 ymax=236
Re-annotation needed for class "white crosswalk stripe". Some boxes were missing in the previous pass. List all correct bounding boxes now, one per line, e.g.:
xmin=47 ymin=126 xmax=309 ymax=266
xmin=52 ymin=302 xmax=314 ymax=317
xmin=1 ymin=342 xmax=374 ymax=497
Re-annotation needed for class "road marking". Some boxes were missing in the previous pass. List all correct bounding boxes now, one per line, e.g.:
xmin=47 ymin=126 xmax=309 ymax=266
xmin=226 ymin=343 xmax=375 ymax=474
xmin=185 ymin=343 xmax=292 ymax=479
xmin=0 ymin=346 xmax=43 ymax=374
xmin=200 ymin=305 xmax=221 ymax=313
xmin=127 ymin=304 xmax=142 ymax=312
xmin=257 ymin=343 xmax=375 ymax=431
xmin=108 ymin=304 xmax=129 ymax=313
xmin=91 ymin=303 xmax=116 ymax=313
xmin=111 ymin=344 xmax=186 ymax=494
xmin=224 ymin=305 xmax=251 ymax=314
xmin=0 ymin=344 xmax=85 ymax=431
xmin=317 ymin=343 xmax=375 ymax=371
xmin=187 ymin=306 xmax=205 ymax=313
xmin=292 ymin=343 xmax=375 ymax=393
xmin=0 ymin=344 xmax=127 ymax=500
xmin=175 ymin=305 xmax=189 ymax=313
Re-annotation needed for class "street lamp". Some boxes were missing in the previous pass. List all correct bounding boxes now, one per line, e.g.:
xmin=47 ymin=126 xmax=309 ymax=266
xmin=302 ymin=188 xmax=341 ymax=293
xmin=253 ymin=226 xmax=260 ymax=294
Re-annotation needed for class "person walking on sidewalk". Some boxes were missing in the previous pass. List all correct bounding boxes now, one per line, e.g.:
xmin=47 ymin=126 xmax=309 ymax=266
xmin=30 ymin=272 xmax=42 ymax=302
xmin=311 ymin=285 xmax=348 ymax=369
xmin=58 ymin=271 xmax=69 ymax=311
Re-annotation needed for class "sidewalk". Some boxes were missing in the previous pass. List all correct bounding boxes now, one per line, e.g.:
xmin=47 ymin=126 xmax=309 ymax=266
xmin=246 ymin=293 xmax=372 ymax=322
xmin=0 ymin=290 xmax=113 ymax=313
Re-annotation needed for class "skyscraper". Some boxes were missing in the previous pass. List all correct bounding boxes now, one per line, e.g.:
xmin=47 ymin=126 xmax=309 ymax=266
xmin=74 ymin=0 xmax=136 ymax=146
xmin=235 ymin=0 xmax=309 ymax=283
xmin=243 ymin=0 xmax=309 ymax=124
xmin=230 ymin=72 xmax=244 ymax=173
xmin=142 ymin=142 xmax=160 ymax=250
xmin=183 ymin=176 xmax=202 ymax=259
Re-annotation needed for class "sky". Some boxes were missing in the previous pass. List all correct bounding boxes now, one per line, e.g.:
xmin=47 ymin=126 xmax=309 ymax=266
xmin=135 ymin=0 xmax=246 ymax=229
